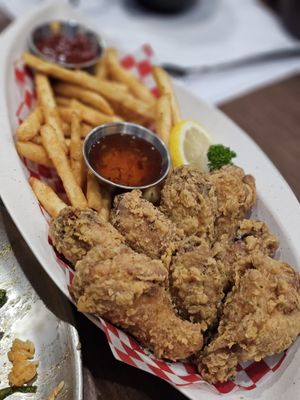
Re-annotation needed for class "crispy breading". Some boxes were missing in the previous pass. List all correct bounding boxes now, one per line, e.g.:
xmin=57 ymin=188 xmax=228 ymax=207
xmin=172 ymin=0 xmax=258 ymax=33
xmin=170 ymin=219 xmax=278 ymax=331
xmin=207 ymin=165 xmax=256 ymax=237
xmin=160 ymin=166 xmax=217 ymax=239
xmin=111 ymin=189 xmax=183 ymax=263
xmin=49 ymin=207 xmax=124 ymax=264
xmin=170 ymin=240 xmax=227 ymax=329
xmin=213 ymin=219 xmax=279 ymax=280
xmin=197 ymin=254 xmax=300 ymax=383
xmin=71 ymin=244 xmax=203 ymax=360
xmin=8 ymin=339 xmax=38 ymax=386
xmin=49 ymin=162 xmax=300 ymax=384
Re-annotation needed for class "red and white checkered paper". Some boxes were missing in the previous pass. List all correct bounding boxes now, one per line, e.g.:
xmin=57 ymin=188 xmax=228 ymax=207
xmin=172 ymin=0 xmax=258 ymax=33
xmin=14 ymin=45 xmax=288 ymax=396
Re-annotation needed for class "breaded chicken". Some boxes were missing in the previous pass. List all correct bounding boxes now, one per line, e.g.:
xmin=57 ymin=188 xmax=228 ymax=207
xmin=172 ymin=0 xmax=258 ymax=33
xmin=234 ymin=219 xmax=279 ymax=256
xmin=49 ymin=207 xmax=124 ymax=264
xmin=197 ymin=253 xmax=300 ymax=383
xmin=213 ymin=219 xmax=279 ymax=281
xmin=71 ymin=244 xmax=203 ymax=361
xmin=8 ymin=339 xmax=38 ymax=386
xmin=160 ymin=166 xmax=217 ymax=239
xmin=207 ymin=165 xmax=256 ymax=237
xmin=111 ymin=189 xmax=183 ymax=263
xmin=170 ymin=220 xmax=278 ymax=331
xmin=170 ymin=240 xmax=227 ymax=330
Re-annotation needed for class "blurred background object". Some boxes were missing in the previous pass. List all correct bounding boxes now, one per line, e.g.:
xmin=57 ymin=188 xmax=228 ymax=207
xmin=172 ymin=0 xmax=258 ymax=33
xmin=0 ymin=0 xmax=299 ymax=105
xmin=262 ymin=0 xmax=300 ymax=38
xmin=0 ymin=1 xmax=11 ymax=30
xmin=278 ymin=0 xmax=300 ymax=38
xmin=135 ymin=0 xmax=198 ymax=14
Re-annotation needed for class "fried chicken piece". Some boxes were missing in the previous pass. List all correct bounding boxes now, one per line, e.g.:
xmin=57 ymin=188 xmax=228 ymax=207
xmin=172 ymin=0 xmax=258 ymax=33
xmin=170 ymin=239 xmax=227 ymax=329
xmin=160 ymin=166 xmax=217 ymax=239
xmin=8 ymin=339 xmax=38 ymax=386
xmin=52 ymin=207 xmax=202 ymax=359
xmin=170 ymin=220 xmax=278 ymax=331
xmin=234 ymin=219 xmax=279 ymax=256
xmin=213 ymin=219 xmax=279 ymax=281
xmin=49 ymin=207 xmax=124 ymax=264
xmin=71 ymin=244 xmax=203 ymax=361
xmin=111 ymin=189 xmax=183 ymax=262
xmin=197 ymin=253 xmax=300 ymax=383
xmin=207 ymin=165 xmax=256 ymax=237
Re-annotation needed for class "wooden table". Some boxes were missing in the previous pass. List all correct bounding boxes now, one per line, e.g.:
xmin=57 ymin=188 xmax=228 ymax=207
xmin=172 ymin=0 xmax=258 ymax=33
xmin=219 ymin=77 xmax=300 ymax=201
xmin=1 ymin=9 xmax=299 ymax=400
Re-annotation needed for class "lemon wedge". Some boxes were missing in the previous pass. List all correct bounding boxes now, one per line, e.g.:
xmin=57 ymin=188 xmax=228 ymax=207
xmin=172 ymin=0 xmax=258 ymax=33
xmin=169 ymin=120 xmax=213 ymax=171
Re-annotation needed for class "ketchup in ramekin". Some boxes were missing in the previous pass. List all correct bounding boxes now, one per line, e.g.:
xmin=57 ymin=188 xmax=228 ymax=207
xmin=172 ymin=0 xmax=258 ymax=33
xmin=35 ymin=32 xmax=99 ymax=65
xmin=29 ymin=21 xmax=103 ymax=69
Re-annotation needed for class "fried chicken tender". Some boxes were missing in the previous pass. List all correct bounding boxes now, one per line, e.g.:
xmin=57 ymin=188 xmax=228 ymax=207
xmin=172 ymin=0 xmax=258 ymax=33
xmin=111 ymin=189 xmax=183 ymax=262
xmin=8 ymin=339 xmax=38 ymax=386
xmin=197 ymin=254 xmax=300 ymax=383
xmin=49 ymin=207 xmax=124 ymax=264
xmin=170 ymin=240 xmax=227 ymax=329
xmin=207 ymin=165 xmax=256 ymax=237
xmin=71 ymin=244 xmax=203 ymax=361
xmin=160 ymin=166 xmax=217 ymax=239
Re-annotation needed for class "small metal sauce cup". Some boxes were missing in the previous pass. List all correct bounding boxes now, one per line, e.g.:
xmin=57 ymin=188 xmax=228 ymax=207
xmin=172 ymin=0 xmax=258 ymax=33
xmin=83 ymin=122 xmax=171 ymax=191
xmin=28 ymin=20 xmax=105 ymax=69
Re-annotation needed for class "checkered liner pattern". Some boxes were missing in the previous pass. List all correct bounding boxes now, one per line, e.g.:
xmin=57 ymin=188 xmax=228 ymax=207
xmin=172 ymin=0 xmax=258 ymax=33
xmin=14 ymin=46 xmax=289 ymax=395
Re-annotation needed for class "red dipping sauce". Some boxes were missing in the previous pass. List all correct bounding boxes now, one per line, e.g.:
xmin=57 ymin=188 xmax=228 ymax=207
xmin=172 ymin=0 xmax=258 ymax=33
xmin=36 ymin=32 xmax=99 ymax=65
xmin=89 ymin=134 xmax=163 ymax=187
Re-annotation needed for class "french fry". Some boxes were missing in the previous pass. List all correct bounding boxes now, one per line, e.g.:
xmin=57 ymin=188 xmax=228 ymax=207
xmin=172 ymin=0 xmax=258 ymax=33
xmin=23 ymin=53 xmax=154 ymax=122
xmin=16 ymin=141 xmax=53 ymax=167
xmin=69 ymin=99 xmax=123 ymax=126
xmin=35 ymin=73 xmax=67 ymax=153
xmin=81 ymin=123 xmax=93 ymax=138
xmin=31 ymin=135 xmax=74 ymax=149
xmin=86 ymin=171 xmax=102 ymax=212
xmin=16 ymin=107 xmax=43 ymax=141
xmin=23 ymin=52 xmax=128 ymax=92
xmin=94 ymin=53 xmax=108 ymax=79
xmin=155 ymin=93 xmax=172 ymax=145
xmin=54 ymin=82 xmax=114 ymax=115
xmin=70 ymin=111 xmax=85 ymax=188
xmin=41 ymin=124 xmax=88 ymax=208
xmin=62 ymin=120 xmax=70 ymax=135
xmin=104 ymin=94 xmax=155 ymax=123
xmin=55 ymin=96 xmax=71 ymax=107
xmin=106 ymin=48 xmax=155 ymax=105
xmin=152 ymin=66 xmax=181 ymax=125
xmin=50 ymin=21 xmax=61 ymax=34
xmin=98 ymin=186 xmax=112 ymax=221
xmin=58 ymin=108 xmax=92 ymax=137
xmin=58 ymin=107 xmax=82 ymax=124
xmin=31 ymin=135 xmax=42 ymax=145
xmin=48 ymin=381 xmax=65 ymax=400
xmin=29 ymin=177 xmax=66 ymax=218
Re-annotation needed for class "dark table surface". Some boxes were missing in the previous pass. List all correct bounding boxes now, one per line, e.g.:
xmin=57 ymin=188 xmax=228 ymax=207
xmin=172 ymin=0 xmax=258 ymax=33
xmin=1 ymin=8 xmax=300 ymax=400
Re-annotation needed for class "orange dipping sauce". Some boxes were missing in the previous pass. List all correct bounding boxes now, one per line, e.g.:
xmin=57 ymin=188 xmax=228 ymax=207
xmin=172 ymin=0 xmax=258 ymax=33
xmin=89 ymin=133 xmax=163 ymax=187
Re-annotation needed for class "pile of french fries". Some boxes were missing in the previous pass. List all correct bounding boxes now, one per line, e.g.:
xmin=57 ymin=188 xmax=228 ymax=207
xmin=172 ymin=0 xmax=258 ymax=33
xmin=16 ymin=48 xmax=181 ymax=219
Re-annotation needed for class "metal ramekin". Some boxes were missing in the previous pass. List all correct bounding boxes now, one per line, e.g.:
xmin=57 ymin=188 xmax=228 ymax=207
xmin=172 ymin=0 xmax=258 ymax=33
xmin=83 ymin=122 xmax=171 ymax=191
xmin=28 ymin=20 xmax=105 ymax=69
